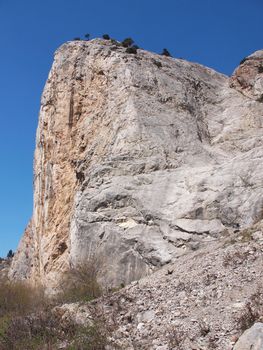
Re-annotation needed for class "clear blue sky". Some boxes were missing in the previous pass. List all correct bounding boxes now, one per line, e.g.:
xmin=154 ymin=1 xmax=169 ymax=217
xmin=0 ymin=0 xmax=262 ymax=257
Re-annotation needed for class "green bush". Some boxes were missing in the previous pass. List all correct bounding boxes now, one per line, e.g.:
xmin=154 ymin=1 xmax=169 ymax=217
xmin=102 ymin=34 xmax=110 ymax=40
xmin=6 ymin=250 xmax=14 ymax=259
xmin=161 ymin=48 xmax=172 ymax=57
xmin=121 ymin=37 xmax=134 ymax=48
xmin=126 ymin=46 xmax=138 ymax=54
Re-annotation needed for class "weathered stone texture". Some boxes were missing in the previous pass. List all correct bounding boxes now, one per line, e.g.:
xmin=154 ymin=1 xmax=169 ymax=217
xmin=233 ymin=323 xmax=263 ymax=350
xmin=230 ymin=50 xmax=263 ymax=101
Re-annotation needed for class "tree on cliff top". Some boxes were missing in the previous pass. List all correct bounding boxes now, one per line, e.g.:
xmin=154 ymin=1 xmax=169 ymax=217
xmin=161 ymin=48 xmax=172 ymax=57
xmin=7 ymin=249 xmax=14 ymax=259
xmin=121 ymin=37 xmax=134 ymax=48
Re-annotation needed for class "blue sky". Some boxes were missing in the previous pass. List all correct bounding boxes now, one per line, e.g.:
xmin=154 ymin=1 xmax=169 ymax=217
xmin=0 ymin=0 xmax=262 ymax=257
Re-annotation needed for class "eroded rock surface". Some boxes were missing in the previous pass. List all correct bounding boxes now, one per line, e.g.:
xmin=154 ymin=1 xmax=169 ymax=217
xmin=233 ymin=323 xmax=263 ymax=350
xmin=10 ymin=40 xmax=263 ymax=289
xmin=230 ymin=50 xmax=263 ymax=101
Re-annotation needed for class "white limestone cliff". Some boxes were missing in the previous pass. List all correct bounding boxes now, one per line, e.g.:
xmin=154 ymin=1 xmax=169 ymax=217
xmin=9 ymin=39 xmax=263 ymax=290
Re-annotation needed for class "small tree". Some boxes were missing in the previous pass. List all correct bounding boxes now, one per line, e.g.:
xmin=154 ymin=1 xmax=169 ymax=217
xmin=58 ymin=260 xmax=102 ymax=303
xmin=122 ymin=37 xmax=134 ymax=48
xmin=7 ymin=250 xmax=14 ymax=259
xmin=161 ymin=48 xmax=172 ymax=57
xmin=126 ymin=46 xmax=138 ymax=54
xmin=102 ymin=34 xmax=110 ymax=40
xmin=84 ymin=33 xmax=90 ymax=40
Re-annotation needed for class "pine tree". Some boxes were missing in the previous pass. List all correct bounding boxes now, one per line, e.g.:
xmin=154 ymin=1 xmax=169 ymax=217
xmin=102 ymin=34 xmax=110 ymax=40
xmin=161 ymin=48 xmax=172 ymax=57
xmin=7 ymin=250 xmax=14 ymax=259
xmin=122 ymin=37 xmax=134 ymax=48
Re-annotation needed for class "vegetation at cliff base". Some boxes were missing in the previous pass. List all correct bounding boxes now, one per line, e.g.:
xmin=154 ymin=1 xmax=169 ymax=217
xmin=0 ymin=262 xmax=110 ymax=350
xmin=57 ymin=262 xmax=102 ymax=303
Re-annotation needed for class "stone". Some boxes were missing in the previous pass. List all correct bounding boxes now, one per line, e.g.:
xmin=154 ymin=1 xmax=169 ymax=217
xmin=252 ymin=231 xmax=263 ymax=241
xmin=233 ymin=323 xmax=263 ymax=350
xmin=9 ymin=39 xmax=263 ymax=290
xmin=230 ymin=50 xmax=263 ymax=101
xmin=137 ymin=310 xmax=155 ymax=323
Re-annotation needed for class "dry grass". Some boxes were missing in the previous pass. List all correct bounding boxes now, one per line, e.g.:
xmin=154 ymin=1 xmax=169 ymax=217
xmin=0 ymin=261 xmax=111 ymax=349
xmin=0 ymin=278 xmax=45 ymax=318
xmin=57 ymin=261 xmax=102 ymax=304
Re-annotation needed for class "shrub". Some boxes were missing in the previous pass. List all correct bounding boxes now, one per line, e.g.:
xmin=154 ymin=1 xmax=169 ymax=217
xmin=0 ymin=279 xmax=45 ymax=318
xmin=0 ymin=311 xmax=59 ymax=350
xmin=0 ymin=262 xmax=112 ymax=349
xmin=121 ymin=37 xmax=134 ymax=48
xmin=84 ymin=33 xmax=90 ymax=40
xmin=73 ymin=37 xmax=81 ymax=41
xmin=0 ymin=274 xmax=109 ymax=349
xmin=126 ymin=46 xmax=138 ymax=54
xmin=69 ymin=322 xmax=109 ymax=350
xmin=57 ymin=261 xmax=102 ymax=303
xmin=0 ymin=279 xmax=53 ymax=349
xmin=0 ymin=309 xmax=109 ymax=350
xmin=6 ymin=250 xmax=14 ymax=259
xmin=258 ymin=65 xmax=263 ymax=73
xmin=161 ymin=48 xmax=172 ymax=57
xmin=102 ymin=34 xmax=110 ymax=40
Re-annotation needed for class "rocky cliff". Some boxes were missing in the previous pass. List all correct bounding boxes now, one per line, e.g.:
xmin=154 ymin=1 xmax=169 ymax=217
xmin=10 ymin=40 xmax=263 ymax=290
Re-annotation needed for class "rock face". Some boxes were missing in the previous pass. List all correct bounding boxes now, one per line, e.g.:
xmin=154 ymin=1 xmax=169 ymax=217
xmin=10 ymin=40 xmax=263 ymax=289
xmin=0 ymin=258 xmax=11 ymax=280
xmin=233 ymin=323 xmax=263 ymax=350
xmin=230 ymin=50 xmax=263 ymax=101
